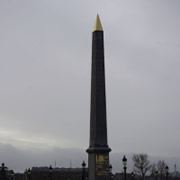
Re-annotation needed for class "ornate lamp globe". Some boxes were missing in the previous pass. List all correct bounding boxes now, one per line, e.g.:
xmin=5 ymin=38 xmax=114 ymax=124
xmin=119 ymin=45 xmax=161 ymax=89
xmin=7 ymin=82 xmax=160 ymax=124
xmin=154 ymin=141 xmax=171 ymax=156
xmin=109 ymin=164 xmax=112 ymax=173
xmin=49 ymin=165 xmax=53 ymax=173
xmin=82 ymin=161 xmax=86 ymax=168
xmin=165 ymin=166 xmax=169 ymax=173
xmin=122 ymin=155 xmax=127 ymax=167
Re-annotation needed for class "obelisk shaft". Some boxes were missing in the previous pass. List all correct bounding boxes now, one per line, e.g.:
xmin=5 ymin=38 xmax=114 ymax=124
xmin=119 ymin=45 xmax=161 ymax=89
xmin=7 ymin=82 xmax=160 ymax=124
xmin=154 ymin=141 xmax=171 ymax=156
xmin=87 ymin=15 xmax=111 ymax=180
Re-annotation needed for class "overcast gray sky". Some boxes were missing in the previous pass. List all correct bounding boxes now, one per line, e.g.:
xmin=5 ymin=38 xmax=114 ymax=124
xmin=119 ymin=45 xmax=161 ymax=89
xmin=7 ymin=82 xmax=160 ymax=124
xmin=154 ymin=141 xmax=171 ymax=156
xmin=0 ymin=0 xmax=180 ymax=172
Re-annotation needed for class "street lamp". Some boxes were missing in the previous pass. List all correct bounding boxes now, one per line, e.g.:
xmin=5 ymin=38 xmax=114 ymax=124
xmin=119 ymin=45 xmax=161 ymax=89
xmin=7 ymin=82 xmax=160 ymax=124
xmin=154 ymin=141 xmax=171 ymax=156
xmin=9 ymin=170 xmax=14 ymax=180
xmin=82 ymin=161 xmax=86 ymax=180
xmin=109 ymin=164 xmax=113 ymax=180
xmin=165 ymin=166 xmax=169 ymax=180
xmin=11 ymin=171 xmax=14 ymax=180
xmin=109 ymin=164 xmax=112 ymax=174
xmin=155 ymin=171 xmax=158 ymax=180
xmin=49 ymin=165 xmax=53 ymax=180
xmin=122 ymin=155 xmax=127 ymax=180
xmin=27 ymin=168 xmax=31 ymax=180
xmin=1 ymin=163 xmax=6 ymax=179
xmin=131 ymin=172 xmax=134 ymax=180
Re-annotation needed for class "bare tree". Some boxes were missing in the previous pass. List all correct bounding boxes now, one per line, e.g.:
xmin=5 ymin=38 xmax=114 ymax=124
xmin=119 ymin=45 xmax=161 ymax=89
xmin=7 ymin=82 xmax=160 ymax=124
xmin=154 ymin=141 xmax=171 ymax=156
xmin=157 ymin=160 xmax=167 ymax=180
xmin=132 ymin=154 xmax=151 ymax=180
xmin=150 ymin=163 xmax=157 ymax=177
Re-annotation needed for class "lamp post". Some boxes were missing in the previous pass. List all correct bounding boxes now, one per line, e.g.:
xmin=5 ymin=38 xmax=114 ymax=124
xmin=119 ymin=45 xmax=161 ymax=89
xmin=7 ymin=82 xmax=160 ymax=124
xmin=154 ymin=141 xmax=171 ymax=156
xmin=12 ymin=171 xmax=14 ymax=180
xmin=82 ymin=161 xmax=86 ymax=180
xmin=122 ymin=156 xmax=127 ymax=180
xmin=131 ymin=172 xmax=134 ymax=180
xmin=109 ymin=164 xmax=112 ymax=180
xmin=49 ymin=165 xmax=53 ymax=180
xmin=165 ymin=166 xmax=169 ymax=180
xmin=9 ymin=170 xmax=14 ymax=180
xmin=1 ymin=163 xmax=6 ymax=179
xmin=27 ymin=168 xmax=31 ymax=180
xmin=155 ymin=171 xmax=158 ymax=180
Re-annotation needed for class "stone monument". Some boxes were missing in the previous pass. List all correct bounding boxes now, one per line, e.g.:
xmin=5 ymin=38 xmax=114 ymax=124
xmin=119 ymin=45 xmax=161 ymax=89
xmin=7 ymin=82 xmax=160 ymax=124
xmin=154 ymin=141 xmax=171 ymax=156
xmin=86 ymin=15 xmax=111 ymax=180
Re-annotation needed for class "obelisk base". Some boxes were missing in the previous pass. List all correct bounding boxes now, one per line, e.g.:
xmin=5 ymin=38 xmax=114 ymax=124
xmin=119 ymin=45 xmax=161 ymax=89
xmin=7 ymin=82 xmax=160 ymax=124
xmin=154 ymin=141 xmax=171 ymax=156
xmin=87 ymin=147 xmax=111 ymax=180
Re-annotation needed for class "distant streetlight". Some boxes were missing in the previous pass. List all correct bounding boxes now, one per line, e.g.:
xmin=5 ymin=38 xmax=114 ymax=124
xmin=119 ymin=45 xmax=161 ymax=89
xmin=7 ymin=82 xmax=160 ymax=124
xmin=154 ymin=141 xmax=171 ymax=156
xmin=49 ymin=165 xmax=53 ymax=180
xmin=12 ymin=171 xmax=14 ymax=180
xmin=109 ymin=164 xmax=112 ymax=174
xmin=122 ymin=156 xmax=127 ymax=180
xmin=165 ymin=166 xmax=169 ymax=180
xmin=10 ymin=170 xmax=14 ymax=180
xmin=154 ymin=171 xmax=158 ymax=180
xmin=131 ymin=172 xmax=134 ymax=180
xmin=109 ymin=164 xmax=113 ymax=180
xmin=27 ymin=168 xmax=31 ymax=180
xmin=1 ymin=163 xmax=6 ymax=179
xmin=82 ymin=161 xmax=86 ymax=180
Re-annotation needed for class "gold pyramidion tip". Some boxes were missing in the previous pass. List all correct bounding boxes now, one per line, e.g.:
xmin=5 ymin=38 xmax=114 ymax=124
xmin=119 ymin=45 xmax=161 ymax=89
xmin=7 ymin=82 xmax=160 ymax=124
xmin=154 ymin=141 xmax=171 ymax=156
xmin=93 ymin=14 xmax=103 ymax=32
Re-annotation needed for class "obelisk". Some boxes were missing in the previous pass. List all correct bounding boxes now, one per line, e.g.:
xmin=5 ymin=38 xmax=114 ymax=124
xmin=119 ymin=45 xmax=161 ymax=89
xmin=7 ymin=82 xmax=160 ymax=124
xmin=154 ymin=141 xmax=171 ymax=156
xmin=87 ymin=15 xmax=111 ymax=180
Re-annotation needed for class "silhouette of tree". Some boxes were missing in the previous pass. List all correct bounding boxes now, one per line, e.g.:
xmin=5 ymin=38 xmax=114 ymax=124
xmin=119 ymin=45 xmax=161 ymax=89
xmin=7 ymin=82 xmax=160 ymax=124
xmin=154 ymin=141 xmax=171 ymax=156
xmin=157 ymin=160 xmax=167 ymax=180
xmin=132 ymin=154 xmax=151 ymax=180
xmin=151 ymin=163 xmax=157 ymax=177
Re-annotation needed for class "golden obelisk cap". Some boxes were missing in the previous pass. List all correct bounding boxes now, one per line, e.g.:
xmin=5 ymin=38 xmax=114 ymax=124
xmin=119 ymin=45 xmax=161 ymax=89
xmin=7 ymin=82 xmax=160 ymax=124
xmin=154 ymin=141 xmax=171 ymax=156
xmin=93 ymin=14 xmax=103 ymax=32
